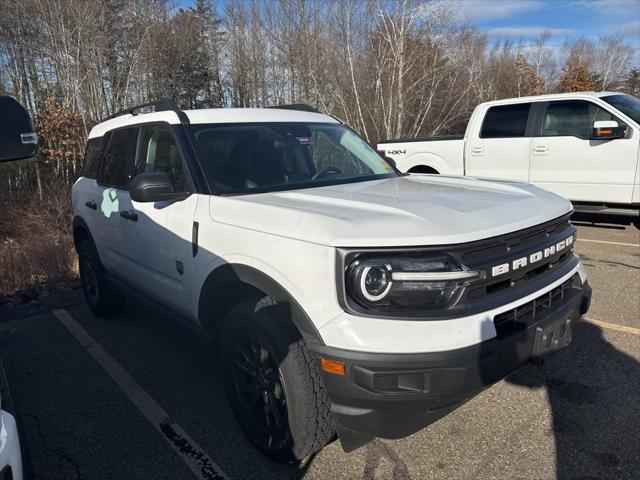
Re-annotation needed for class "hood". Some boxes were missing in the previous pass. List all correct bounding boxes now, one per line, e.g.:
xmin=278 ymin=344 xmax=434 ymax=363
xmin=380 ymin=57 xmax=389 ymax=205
xmin=209 ymin=175 xmax=572 ymax=247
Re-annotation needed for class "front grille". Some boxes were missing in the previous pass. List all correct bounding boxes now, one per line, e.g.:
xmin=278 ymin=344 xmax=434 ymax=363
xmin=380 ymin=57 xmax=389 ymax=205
xmin=457 ymin=215 xmax=576 ymax=307
xmin=493 ymin=276 xmax=577 ymax=336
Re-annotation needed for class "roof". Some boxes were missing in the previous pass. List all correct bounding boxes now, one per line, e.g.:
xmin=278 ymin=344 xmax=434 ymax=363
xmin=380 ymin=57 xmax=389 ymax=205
xmin=88 ymin=107 xmax=338 ymax=139
xmin=478 ymin=91 xmax=625 ymax=108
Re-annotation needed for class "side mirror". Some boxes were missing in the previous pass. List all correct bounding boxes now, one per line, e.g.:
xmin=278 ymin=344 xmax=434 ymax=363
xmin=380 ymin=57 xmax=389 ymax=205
xmin=384 ymin=156 xmax=397 ymax=169
xmin=592 ymin=120 xmax=626 ymax=140
xmin=0 ymin=96 xmax=38 ymax=162
xmin=130 ymin=172 xmax=190 ymax=203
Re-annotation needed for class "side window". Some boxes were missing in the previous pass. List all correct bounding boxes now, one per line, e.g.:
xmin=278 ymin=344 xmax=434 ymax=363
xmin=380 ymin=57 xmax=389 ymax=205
xmin=135 ymin=125 xmax=187 ymax=192
xmin=480 ymin=103 xmax=532 ymax=138
xmin=541 ymin=100 xmax=621 ymax=139
xmin=100 ymin=128 xmax=137 ymax=189
xmin=83 ymin=137 xmax=103 ymax=179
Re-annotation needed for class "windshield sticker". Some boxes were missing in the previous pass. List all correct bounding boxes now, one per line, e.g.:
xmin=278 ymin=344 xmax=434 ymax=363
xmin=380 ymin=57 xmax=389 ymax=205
xmin=296 ymin=136 xmax=313 ymax=145
xmin=101 ymin=188 xmax=119 ymax=218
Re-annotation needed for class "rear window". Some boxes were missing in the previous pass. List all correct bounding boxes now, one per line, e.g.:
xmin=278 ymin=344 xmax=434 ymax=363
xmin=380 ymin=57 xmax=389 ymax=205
xmin=83 ymin=138 xmax=103 ymax=179
xmin=480 ymin=103 xmax=532 ymax=138
xmin=99 ymin=128 xmax=137 ymax=189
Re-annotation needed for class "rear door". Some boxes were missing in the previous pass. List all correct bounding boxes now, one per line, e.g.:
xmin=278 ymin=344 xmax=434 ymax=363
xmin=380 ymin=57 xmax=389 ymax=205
xmin=529 ymin=100 xmax=639 ymax=203
xmin=465 ymin=102 xmax=533 ymax=182
xmin=96 ymin=127 xmax=138 ymax=275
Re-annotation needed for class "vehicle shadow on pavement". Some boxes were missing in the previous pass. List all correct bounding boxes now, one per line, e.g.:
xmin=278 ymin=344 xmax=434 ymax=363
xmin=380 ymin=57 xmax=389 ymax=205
xmin=117 ymin=301 xmax=314 ymax=480
xmin=507 ymin=321 xmax=640 ymax=480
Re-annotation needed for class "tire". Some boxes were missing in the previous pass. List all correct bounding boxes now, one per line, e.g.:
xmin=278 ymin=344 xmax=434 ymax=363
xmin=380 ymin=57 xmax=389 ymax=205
xmin=77 ymin=238 xmax=123 ymax=317
xmin=219 ymin=297 xmax=335 ymax=462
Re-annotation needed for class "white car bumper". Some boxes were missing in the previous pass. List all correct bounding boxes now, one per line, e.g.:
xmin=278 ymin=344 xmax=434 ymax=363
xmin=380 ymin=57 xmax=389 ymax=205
xmin=0 ymin=410 xmax=23 ymax=480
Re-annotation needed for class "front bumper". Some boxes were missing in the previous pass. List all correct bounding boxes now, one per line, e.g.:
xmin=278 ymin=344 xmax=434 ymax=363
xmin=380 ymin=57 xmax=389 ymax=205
xmin=310 ymin=276 xmax=592 ymax=452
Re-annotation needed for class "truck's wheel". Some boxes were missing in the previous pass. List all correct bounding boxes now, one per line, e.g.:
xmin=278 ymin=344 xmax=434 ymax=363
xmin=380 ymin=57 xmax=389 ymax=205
xmin=77 ymin=238 xmax=122 ymax=317
xmin=219 ymin=297 xmax=335 ymax=462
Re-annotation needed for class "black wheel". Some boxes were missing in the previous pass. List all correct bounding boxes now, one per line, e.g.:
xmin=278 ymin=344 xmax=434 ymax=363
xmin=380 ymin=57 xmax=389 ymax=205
xmin=77 ymin=238 xmax=123 ymax=317
xmin=220 ymin=297 xmax=335 ymax=462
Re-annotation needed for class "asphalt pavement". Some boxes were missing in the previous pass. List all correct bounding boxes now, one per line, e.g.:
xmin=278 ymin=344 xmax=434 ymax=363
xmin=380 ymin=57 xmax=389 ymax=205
xmin=0 ymin=214 xmax=638 ymax=480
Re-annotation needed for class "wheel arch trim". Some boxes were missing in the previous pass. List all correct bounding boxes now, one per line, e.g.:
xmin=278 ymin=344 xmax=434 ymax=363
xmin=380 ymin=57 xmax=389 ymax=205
xmin=198 ymin=263 xmax=324 ymax=345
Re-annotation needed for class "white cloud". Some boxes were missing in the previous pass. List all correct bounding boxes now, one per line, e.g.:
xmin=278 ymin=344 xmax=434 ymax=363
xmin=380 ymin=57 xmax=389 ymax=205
xmin=569 ymin=0 xmax=640 ymax=16
xmin=487 ymin=26 xmax=575 ymax=37
xmin=617 ymin=20 xmax=640 ymax=37
xmin=456 ymin=0 xmax=545 ymax=21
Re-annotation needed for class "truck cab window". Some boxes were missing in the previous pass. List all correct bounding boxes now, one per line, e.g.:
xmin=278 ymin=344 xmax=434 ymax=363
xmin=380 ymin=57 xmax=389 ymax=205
xmin=480 ymin=103 xmax=531 ymax=138
xmin=99 ymin=128 xmax=137 ymax=189
xmin=135 ymin=125 xmax=187 ymax=192
xmin=542 ymin=100 xmax=619 ymax=139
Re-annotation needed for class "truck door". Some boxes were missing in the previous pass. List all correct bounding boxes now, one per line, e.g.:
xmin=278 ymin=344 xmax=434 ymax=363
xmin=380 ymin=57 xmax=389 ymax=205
xmin=122 ymin=123 xmax=198 ymax=316
xmin=465 ymin=102 xmax=533 ymax=182
xmin=529 ymin=100 xmax=638 ymax=203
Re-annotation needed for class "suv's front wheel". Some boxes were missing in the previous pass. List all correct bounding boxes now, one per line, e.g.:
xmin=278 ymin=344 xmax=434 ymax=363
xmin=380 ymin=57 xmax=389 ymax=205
xmin=219 ymin=297 xmax=335 ymax=462
xmin=78 ymin=238 xmax=123 ymax=317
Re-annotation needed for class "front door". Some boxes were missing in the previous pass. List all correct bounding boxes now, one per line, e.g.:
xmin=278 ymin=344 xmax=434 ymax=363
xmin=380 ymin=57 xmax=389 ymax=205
xmin=122 ymin=123 xmax=198 ymax=316
xmin=529 ymin=100 xmax=639 ymax=203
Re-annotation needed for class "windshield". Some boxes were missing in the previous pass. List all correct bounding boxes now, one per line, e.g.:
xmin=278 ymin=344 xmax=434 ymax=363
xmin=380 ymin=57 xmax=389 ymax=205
xmin=601 ymin=94 xmax=640 ymax=124
xmin=189 ymin=122 xmax=397 ymax=194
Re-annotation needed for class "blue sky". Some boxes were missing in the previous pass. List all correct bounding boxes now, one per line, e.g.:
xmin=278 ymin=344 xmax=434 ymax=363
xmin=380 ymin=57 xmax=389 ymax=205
xmin=457 ymin=0 xmax=640 ymax=65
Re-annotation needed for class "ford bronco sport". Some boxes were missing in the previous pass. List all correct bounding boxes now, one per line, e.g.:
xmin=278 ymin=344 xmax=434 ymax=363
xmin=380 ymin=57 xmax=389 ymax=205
xmin=72 ymin=100 xmax=592 ymax=462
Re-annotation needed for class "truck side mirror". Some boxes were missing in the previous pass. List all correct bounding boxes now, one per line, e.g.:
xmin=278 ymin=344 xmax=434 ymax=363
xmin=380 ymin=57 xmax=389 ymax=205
xmin=0 ymin=96 xmax=38 ymax=162
xmin=130 ymin=172 xmax=190 ymax=203
xmin=592 ymin=120 xmax=626 ymax=140
xmin=384 ymin=156 xmax=397 ymax=169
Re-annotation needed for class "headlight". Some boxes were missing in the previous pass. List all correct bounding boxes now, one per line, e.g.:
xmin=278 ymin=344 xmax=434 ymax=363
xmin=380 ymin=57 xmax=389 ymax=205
xmin=346 ymin=253 xmax=481 ymax=312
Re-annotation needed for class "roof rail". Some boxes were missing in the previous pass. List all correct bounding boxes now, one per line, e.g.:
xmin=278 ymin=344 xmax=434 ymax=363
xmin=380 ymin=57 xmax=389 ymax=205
xmin=102 ymin=98 xmax=189 ymax=123
xmin=268 ymin=103 xmax=320 ymax=114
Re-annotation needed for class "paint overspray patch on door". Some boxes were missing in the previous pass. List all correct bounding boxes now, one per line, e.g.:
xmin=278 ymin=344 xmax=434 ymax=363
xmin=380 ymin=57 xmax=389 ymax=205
xmin=101 ymin=188 xmax=119 ymax=218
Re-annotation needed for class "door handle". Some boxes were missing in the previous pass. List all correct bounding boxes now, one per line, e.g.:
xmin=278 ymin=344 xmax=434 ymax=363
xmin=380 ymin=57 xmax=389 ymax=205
xmin=119 ymin=210 xmax=138 ymax=222
xmin=532 ymin=145 xmax=548 ymax=155
xmin=85 ymin=200 xmax=97 ymax=210
xmin=471 ymin=146 xmax=484 ymax=156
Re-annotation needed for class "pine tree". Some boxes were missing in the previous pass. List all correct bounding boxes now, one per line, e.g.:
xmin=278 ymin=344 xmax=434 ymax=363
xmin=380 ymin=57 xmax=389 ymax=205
xmin=625 ymin=68 xmax=640 ymax=96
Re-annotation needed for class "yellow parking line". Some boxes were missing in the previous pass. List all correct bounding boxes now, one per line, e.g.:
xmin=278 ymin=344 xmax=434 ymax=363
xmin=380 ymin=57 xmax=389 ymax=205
xmin=576 ymin=238 xmax=639 ymax=248
xmin=583 ymin=317 xmax=640 ymax=336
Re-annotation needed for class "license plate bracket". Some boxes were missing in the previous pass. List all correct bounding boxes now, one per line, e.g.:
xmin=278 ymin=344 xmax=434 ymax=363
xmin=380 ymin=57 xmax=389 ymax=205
xmin=532 ymin=306 xmax=574 ymax=362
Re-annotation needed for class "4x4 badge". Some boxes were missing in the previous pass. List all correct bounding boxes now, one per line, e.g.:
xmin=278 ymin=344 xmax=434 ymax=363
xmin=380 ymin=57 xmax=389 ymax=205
xmin=101 ymin=188 xmax=119 ymax=218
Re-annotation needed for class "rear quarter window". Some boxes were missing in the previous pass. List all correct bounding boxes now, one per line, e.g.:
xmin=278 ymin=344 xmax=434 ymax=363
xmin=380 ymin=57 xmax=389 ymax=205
xmin=480 ymin=103 xmax=532 ymax=138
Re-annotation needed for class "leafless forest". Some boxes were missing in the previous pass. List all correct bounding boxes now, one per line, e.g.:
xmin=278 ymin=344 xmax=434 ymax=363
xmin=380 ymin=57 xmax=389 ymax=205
xmin=0 ymin=0 xmax=638 ymax=295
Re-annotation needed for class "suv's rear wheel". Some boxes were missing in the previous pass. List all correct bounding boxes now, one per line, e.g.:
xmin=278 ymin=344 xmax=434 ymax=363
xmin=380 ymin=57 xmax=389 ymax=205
xmin=78 ymin=238 xmax=122 ymax=317
xmin=220 ymin=297 xmax=335 ymax=462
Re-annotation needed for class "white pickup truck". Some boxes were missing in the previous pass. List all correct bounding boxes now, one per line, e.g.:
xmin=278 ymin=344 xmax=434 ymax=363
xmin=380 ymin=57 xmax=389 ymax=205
xmin=378 ymin=92 xmax=640 ymax=215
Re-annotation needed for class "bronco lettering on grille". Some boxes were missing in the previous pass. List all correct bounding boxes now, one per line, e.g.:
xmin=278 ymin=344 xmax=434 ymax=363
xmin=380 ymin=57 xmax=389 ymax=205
xmin=490 ymin=235 xmax=574 ymax=278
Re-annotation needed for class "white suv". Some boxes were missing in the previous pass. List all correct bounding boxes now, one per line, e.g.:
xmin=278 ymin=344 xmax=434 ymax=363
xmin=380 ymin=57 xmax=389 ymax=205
xmin=72 ymin=100 xmax=592 ymax=461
